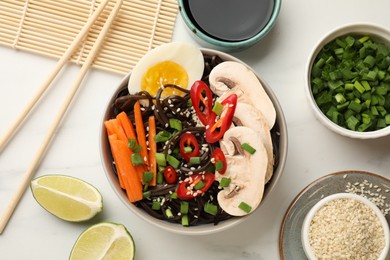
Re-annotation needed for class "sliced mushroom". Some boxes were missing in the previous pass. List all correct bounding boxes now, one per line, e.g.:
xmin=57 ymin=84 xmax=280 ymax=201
xmin=216 ymin=126 xmax=268 ymax=216
xmin=233 ymin=103 xmax=274 ymax=183
xmin=209 ymin=61 xmax=276 ymax=128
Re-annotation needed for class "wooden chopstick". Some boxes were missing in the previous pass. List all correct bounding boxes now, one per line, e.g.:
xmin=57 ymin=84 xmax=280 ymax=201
xmin=0 ymin=0 xmax=111 ymax=153
xmin=0 ymin=0 xmax=123 ymax=234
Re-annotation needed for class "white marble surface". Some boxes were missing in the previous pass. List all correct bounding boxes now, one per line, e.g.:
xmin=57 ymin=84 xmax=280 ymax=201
xmin=1 ymin=0 xmax=390 ymax=259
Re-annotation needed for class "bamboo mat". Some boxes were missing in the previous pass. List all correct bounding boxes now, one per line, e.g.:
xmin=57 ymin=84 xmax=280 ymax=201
xmin=0 ymin=0 xmax=178 ymax=74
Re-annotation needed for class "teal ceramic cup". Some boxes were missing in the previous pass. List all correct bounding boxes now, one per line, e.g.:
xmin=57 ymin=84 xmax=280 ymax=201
xmin=177 ymin=0 xmax=281 ymax=52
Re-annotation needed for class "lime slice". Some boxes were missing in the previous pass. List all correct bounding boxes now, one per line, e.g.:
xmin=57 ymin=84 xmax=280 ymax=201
xmin=69 ymin=222 xmax=135 ymax=260
xmin=30 ymin=174 xmax=103 ymax=222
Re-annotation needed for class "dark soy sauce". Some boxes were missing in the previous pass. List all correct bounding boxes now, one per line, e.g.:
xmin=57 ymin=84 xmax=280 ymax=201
xmin=185 ymin=0 xmax=275 ymax=42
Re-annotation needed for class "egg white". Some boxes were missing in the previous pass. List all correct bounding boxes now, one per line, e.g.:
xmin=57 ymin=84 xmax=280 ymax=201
xmin=128 ymin=42 xmax=204 ymax=95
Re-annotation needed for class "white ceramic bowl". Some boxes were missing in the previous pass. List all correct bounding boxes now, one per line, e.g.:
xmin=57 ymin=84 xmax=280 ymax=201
xmin=100 ymin=48 xmax=288 ymax=235
xmin=305 ymin=23 xmax=390 ymax=139
xmin=302 ymin=193 xmax=390 ymax=260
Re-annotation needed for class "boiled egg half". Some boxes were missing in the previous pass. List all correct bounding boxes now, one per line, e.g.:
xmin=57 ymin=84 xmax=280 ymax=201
xmin=128 ymin=42 xmax=204 ymax=98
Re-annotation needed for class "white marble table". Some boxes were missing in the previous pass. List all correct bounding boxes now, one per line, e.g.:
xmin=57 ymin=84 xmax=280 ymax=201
xmin=1 ymin=0 xmax=390 ymax=259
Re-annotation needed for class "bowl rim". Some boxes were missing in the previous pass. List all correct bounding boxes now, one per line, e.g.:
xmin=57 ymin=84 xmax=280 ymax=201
xmin=177 ymin=0 xmax=281 ymax=48
xmin=305 ymin=22 xmax=390 ymax=139
xmin=99 ymin=47 xmax=288 ymax=235
xmin=301 ymin=192 xmax=390 ymax=260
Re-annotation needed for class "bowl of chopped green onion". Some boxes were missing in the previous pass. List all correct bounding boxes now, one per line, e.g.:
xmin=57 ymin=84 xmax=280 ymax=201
xmin=306 ymin=23 xmax=390 ymax=138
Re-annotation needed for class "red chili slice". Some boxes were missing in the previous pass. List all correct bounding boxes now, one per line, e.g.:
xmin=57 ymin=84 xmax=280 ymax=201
xmin=211 ymin=148 xmax=227 ymax=175
xmin=190 ymin=80 xmax=213 ymax=125
xmin=206 ymin=94 xmax=237 ymax=143
xmin=179 ymin=132 xmax=200 ymax=162
xmin=163 ymin=166 xmax=178 ymax=184
xmin=176 ymin=172 xmax=215 ymax=200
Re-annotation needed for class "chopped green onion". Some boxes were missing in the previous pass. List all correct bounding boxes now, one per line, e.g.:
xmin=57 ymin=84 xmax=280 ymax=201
xmin=238 ymin=202 xmax=252 ymax=213
xmin=183 ymin=146 xmax=192 ymax=154
xmin=215 ymin=160 xmax=224 ymax=172
xmin=181 ymin=215 xmax=189 ymax=226
xmin=354 ymin=81 xmax=365 ymax=94
xmin=132 ymin=144 xmax=142 ymax=153
xmin=143 ymin=191 xmax=151 ymax=199
xmin=166 ymin=154 xmax=180 ymax=169
xmin=334 ymin=93 xmax=346 ymax=104
xmin=165 ymin=208 xmax=173 ymax=219
xmin=170 ymin=192 xmax=178 ymax=199
xmin=310 ymin=35 xmax=390 ymax=132
xmin=142 ymin=171 xmax=154 ymax=183
xmin=156 ymin=172 xmax=163 ymax=185
xmin=241 ymin=143 xmax=256 ymax=154
xmin=346 ymin=115 xmax=359 ymax=131
xmin=189 ymin=156 xmax=201 ymax=165
xmin=363 ymin=55 xmax=376 ymax=68
xmin=131 ymin=153 xmax=144 ymax=166
xmin=219 ymin=177 xmax=231 ymax=188
xmin=180 ymin=201 xmax=189 ymax=214
xmin=348 ymin=101 xmax=362 ymax=113
xmin=152 ymin=201 xmax=161 ymax=210
xmin=204 ymin=202 xmax=218 ymax=216
xmin=212 ymin=102 xmax=224 ymax=115
xmin=386 ymin=114 xmax=390 ymax=125
xmin=127 ymin=138 xmax=136 ymax=149
xmin=155 ymin=153 xmax=166 ymax=166
xmin=194 ymin=180 xmax=205 ymax=190
xmin=169 ymin=118 xmax=182 ymax=131
xmin=154 ymin=130 xmax=172 ymax=143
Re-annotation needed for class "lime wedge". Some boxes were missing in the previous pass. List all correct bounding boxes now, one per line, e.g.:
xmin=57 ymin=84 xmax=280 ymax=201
xmin=30 ymin=174 xmax=103 ymax=222
xmin=69 ymin=222 xmax=135 ymax=260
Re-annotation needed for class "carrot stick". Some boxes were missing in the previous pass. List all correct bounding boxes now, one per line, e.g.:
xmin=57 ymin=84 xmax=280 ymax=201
xmin=134 ymin=101 xmax=149 ymax=169
xmin=116 ymin=111 xmax=137 ymax=140
xmin=113 ymin=112 xmax=145 ymax=184
xmin=148 ymin=115 xmax=157 ymax=186
xmin=104 ymin=118 xmax=127 ymax=143
xmin=108 ymin=134 xmax=125 ymax=189
xmin=109 ymin=138 xmax=143 ymax=203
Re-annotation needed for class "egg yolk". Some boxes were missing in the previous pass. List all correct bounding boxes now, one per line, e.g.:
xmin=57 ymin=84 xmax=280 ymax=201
xmin=141 ymin=61 xmax=189 ymax=97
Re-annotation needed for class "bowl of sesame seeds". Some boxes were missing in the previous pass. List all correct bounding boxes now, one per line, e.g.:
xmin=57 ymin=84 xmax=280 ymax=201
xmin=301 ymin=192 xmax=389 ymax=260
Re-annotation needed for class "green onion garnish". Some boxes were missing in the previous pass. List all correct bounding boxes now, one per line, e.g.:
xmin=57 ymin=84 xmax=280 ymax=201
xmin=152 ymin=201 xmax=161 ymax=210
xmin=241 ymin=143 xmax=256 ymax=154
xmin=180 ymin=201 xmax=189 ymax=214
xmin=219 ymin=177 xmax=231 ymax=188
xmin=131 ymin=153 xmax=144 ymax=166
xmin=169 ymin=118 xmax=182 ymax=131
xmin=132 ymin=144 xmax=142 ymax=153
xmin=183 ymin=146 xmax=192 ymax=154
xmin=165 ymin=208 xmax=173 ymax=219
xmin=155 ymin=153 xmax=166 ymax=166
xmin=142 ymin=171 xmax=154 ymax=183
xmin=166 ymin=154 xmax=180 ymax=169
xmin=194 ymin=180 xmax=205 ymax=190
xmin=156 ymin=172 xmax=163 ymax=185
xmin=212 ymin=101 xmax=224 ymax=115
xmin=154 ymin=130 xmax=172 ymax=143
xmin=238 ymin=201 xmax=252 ymax=213
xmin=127 ymin=138 xmax=136 ymax=149
xmin=143 ymin=191 xmax=151 ymax=199
xmin=204 ymin=202 xmax=218 ymax=216
xmin=215 ymin=160 xmax=224 ymax=172
xmin=189 ymin=156 xmax=201 ymax=165
xmin=181 ymin=215 xmax=189 ymax=226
